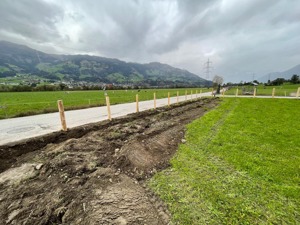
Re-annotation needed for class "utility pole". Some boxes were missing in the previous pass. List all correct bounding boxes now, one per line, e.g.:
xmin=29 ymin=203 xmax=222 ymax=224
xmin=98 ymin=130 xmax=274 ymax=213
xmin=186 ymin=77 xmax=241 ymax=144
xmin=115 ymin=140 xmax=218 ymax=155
xmin=204 ymin=58 xmax=213 ymax=87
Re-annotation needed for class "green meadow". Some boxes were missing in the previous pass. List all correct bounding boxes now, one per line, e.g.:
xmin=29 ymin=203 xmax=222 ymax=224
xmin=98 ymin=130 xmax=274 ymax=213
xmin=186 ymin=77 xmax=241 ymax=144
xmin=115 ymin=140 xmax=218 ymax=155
xmin=150 ymin=98 xmax=300 ymax=224
xmin=0 ymin=88 xmax=208 ymax=119
xmin=225 ymin=83 xmax=299 ymax=96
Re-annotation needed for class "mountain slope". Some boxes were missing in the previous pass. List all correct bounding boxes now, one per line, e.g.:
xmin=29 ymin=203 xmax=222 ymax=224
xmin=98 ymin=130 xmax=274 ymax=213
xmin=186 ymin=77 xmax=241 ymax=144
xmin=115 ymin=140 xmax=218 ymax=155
xmin=0 ymin=41 xmax=208 ymax=87
xmin=258 ymin=64 xmax=300 ymax=82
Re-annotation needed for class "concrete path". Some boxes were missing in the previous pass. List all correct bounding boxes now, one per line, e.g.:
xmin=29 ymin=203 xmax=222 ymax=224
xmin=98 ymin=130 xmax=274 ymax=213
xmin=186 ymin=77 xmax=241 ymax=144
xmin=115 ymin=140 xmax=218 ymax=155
xmin=0 ymin=91 xmax=298 ymax=146
xmin=0 ymin=92 xmax=212 ymax=145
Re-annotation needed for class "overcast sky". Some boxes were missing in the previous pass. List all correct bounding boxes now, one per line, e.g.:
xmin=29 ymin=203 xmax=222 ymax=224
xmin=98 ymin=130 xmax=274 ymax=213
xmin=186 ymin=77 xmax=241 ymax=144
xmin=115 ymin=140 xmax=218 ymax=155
xmin=0 ymin=0 xmax=299 ymax=82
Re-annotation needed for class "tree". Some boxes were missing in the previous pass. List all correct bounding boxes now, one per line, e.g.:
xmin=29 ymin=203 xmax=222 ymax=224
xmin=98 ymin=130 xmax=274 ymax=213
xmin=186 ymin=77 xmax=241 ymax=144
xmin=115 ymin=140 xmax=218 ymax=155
xmin=271 ymin=78 xmax=285 ymax=86
xmin=213 ymin=75 xmax=224 ymax=85
xmin=212 ymin=75 xmax=224 ymax=94
xmin=59 ymin=83 xmax=67 ymax=91
xmin=290 ymin=74 xmax=299 ymax=84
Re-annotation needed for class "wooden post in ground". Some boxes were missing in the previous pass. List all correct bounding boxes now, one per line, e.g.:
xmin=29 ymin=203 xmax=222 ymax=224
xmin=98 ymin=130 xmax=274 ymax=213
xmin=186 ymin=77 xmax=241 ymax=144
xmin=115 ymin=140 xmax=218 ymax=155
xmin=272 ymin=88 xmax=275 ymax=98
xmin=222 ymin=88 xmax=225 ymax=97
xmin=57 ymin=100 xmax=67 ymax=131
xmin=177 ymin=91 xmax=179 ymax=103
xmin=296 ymin=87 xmax=300 ymax=98
xmin=154 ymin=92 xmax=156 ymax=109
xmin=105 ymin=96 xmax=112 ymax=121
xmin=253 ymin=88 xmax=256 ymax=97
xmin=136 ymin=94 xmax=139 ymax=112
xmin=168 ymin=92 xmax=170 ymax=106
xmin=235 ymin=88 xmax=238 ymax=97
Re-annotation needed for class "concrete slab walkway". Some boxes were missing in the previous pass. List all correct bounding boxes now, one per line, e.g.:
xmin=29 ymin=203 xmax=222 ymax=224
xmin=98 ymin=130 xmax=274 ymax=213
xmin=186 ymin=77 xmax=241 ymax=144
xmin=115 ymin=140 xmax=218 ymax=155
xmin=0 ymin=92 xmax=212 ymax=145
xmin=0 ymin=91 xmax=298 ymax=146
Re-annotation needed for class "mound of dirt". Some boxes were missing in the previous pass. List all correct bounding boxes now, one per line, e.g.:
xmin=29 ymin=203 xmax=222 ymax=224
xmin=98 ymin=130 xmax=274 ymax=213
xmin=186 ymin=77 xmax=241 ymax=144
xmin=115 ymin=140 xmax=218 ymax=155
xmin=0 ymin=98 xmax=219 ymax=225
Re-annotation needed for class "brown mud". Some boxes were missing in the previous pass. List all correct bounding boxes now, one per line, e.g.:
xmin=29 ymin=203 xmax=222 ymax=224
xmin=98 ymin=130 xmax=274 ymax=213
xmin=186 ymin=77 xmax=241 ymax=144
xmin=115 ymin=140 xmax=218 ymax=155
xmin=0 ymin=98 xmax=219 ymax=225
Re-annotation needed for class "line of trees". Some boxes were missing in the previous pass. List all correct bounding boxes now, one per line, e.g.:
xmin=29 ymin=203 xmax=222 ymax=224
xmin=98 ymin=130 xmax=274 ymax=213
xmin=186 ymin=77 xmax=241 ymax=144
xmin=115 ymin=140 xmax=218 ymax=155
xmin=224 ymin=74 xmax=299 ymax=87
xmin=0 ymin=84 xmax=108 ymax=92
xmin=0 ymin=83 xmax=205 ymax=92
xmin=267 ymin=74 xmax=299 ymax=85
xmin=0 ymin=84 xmax=59 ymax=92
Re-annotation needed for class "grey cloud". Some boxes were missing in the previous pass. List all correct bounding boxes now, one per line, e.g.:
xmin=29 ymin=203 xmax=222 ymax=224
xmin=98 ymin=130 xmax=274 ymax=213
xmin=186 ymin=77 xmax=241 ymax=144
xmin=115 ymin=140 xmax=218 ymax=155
xmin=0 ymin=0 xmax=299 ymax=82
xmin=0 ymin=0 xmax=64 ymax=42
xmin=171 ymin=0 xmax=300 ymax=81
xmin=67 ymin=0 xmax=164 ymax=58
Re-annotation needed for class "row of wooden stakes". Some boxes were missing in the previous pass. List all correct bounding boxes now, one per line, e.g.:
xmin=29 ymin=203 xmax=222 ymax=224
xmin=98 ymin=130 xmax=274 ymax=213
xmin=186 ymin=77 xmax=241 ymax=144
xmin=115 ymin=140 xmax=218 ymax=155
xmin=57 ymin=87 xmax=300 ymax=131
xmin=233 ymin=87 xmax=300 ymax=98
xmin=57 ymin=90 xmax=204 ymax=131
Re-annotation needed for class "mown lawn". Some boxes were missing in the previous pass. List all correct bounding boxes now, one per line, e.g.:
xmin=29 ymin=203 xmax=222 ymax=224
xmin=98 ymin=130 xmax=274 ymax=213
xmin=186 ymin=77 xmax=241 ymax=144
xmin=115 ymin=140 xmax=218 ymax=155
xmin=0 ymin=88 xmax=209 ymax=119
xmin=150 ymin=98 xmax=300 ymax=224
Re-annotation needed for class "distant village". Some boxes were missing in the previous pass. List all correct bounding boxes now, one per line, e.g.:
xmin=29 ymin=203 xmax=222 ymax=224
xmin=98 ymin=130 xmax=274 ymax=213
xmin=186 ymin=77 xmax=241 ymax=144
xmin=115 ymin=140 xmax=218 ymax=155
xmin=0 ymin=72 xmax=298 ymax=92
xmin=0 ymin=78 xmax=137 ymax=91
xmin=0 ymin=75 xmax=187 ymax=92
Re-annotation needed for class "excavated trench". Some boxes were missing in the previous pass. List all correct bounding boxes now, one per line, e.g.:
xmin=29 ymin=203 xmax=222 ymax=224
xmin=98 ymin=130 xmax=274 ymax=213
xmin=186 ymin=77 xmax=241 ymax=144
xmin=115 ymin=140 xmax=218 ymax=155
xmin=0 ymin=98 xmax=219 ymax=225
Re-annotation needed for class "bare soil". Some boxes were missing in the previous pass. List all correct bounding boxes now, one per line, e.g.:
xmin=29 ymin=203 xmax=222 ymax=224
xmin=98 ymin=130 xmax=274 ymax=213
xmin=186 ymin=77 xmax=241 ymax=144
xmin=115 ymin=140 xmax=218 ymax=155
xmin=0 ymin=98 xmax=219 ymax=225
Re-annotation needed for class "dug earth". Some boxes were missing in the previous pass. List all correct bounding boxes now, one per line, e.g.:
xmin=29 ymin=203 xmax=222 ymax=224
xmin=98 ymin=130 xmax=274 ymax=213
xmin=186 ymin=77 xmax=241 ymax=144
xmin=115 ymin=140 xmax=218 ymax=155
xmin=0 ymin=98 xmax=219 ymax=225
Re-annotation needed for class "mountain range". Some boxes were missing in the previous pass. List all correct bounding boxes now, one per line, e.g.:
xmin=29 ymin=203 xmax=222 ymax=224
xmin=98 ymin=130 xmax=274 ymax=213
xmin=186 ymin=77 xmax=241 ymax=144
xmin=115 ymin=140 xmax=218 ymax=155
xmin=258 ymin=64 xmax=300 ymax=82
xmin=0 ymin=41 xmax=209 ymax=87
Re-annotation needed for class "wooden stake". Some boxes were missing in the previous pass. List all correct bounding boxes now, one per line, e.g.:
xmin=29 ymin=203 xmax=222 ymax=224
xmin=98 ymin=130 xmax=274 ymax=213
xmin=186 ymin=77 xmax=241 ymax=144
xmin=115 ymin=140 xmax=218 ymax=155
xmin=154 ymin=92 xmax=156 ymax=109
xmin=57 ymin=100 xmax=67 ymax=131
xmin=177 ymin=91 xmax=179 ymax=103
xmin=105 ymin=96 xmax=112 ymax=121
xmin=253 ymin=88 xmax=256 ymax=97
xmin=136 ymin=94 xmax=139 ymax=112
xmin=222 ymin=88 xmax=225 ymax=97
xmin=296 ymin=87 xmax=300 ymax=98
xmin=168 ymin=92 xmax=170 ymax=106
xmin=185 ymin=90 xmax=187 ymax=100
xmin=235 ymin=88 xmax=238 ymax=97
xmin=272 ymin=88 xmax=275 ymax=98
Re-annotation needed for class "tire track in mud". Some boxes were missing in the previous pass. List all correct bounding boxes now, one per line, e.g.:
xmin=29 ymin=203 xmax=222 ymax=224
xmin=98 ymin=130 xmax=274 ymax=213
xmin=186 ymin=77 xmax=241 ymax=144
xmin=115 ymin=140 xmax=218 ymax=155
xmin=0 ymin=98 xmax=219 ymax=225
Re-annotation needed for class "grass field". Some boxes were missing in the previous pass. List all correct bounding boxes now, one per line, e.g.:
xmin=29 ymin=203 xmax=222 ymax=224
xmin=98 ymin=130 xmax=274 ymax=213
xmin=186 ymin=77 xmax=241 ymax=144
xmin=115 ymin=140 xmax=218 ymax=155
xmin=225 ymin=83 xmax=299 ymax=96
xmin=150 ymin=98 xmax=300 ymax=224
xmin=0 ymin=88 xmax=209 ymax=119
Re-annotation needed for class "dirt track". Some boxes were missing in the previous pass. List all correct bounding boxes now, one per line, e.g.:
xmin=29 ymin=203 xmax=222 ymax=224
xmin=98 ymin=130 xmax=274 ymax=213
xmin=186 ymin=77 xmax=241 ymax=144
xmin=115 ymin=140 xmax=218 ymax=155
xmin=0 ymin=98 xmax=219 ymax=225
